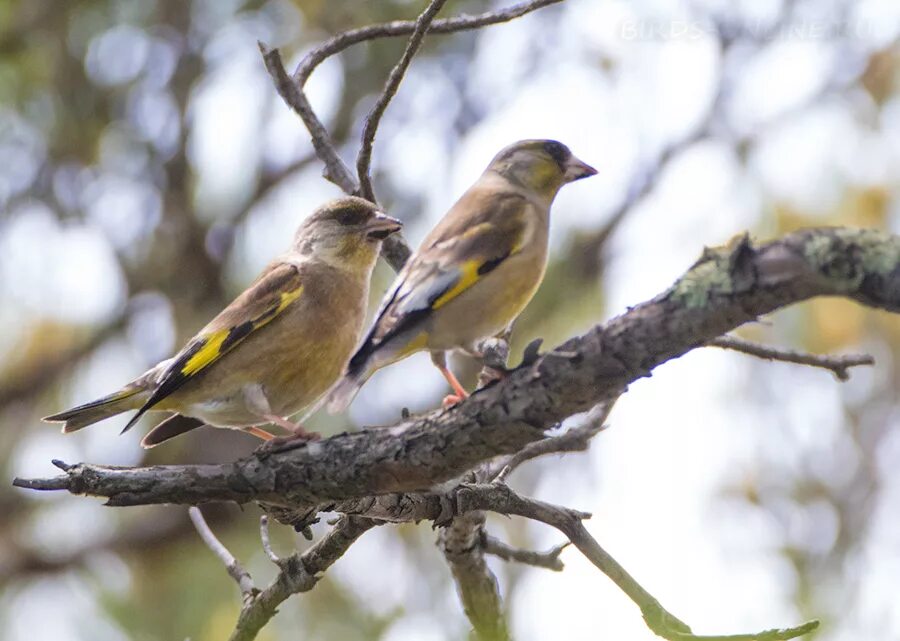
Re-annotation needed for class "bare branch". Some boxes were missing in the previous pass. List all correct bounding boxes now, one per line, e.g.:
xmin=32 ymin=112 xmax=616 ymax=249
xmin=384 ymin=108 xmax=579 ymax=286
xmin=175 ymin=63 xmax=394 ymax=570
xmin=709 ymin=336 xmax=874 ymax=381
xmin=449 ymin=483 xmax=818 ymax=641
xmin=257 ymin=42 xmax=358 ymax=194
xmin=293 ymin=0 xmax=565 ymax=86
xmin=312 ymin=482 xmax=817 ymax=640
xmin=259 ymin=515 xmax=280 ymax=564
xmin=17 ymin=228 xmax=900 ymax=510
xmin=356 ymin=0 xmax=449 ymax=201
xmin=257 ymin=42 xmax=412 ymax=271
xmin=481 ymin=534 xmax=567 ymax=571
xmin=189 ymin=507 xmax=256 ymax=600
xmin=439 ymin=512 xmax=509 ymax=641
xmin=230 ymin=516 xmax=378 ymax=641
xmin=493 ymin=400 xmax=614 ymax=483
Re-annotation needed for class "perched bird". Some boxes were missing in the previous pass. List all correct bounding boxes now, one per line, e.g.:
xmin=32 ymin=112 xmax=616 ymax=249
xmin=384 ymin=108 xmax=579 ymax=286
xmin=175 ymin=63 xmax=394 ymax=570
xmin=327 ymin=139 xmax=596 ymax=411
xmin=45 ymin=197 xmax=401 ymax=447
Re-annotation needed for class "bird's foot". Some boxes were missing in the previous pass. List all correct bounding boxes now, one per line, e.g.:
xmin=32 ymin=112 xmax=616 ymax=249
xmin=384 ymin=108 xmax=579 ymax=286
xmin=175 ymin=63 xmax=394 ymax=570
xmin=254 ymin=423 xmax=321 ymax=453
xmin=442 ymin=392 xmax=468 ymax=408
xmin=263 ymin=430 xmax=322 ymax=449
xmin=260 ymin=415 xmax=322 ymax=442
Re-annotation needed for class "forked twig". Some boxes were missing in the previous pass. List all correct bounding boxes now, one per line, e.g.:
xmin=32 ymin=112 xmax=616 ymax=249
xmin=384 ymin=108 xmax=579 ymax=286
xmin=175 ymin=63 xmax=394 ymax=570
xmin=189 ymin=507 xmax=255 ymax=600
xmin=357 ymin=0 xmax=450 ymax=201
xmin=710 ymin=336 xmax=874 ymax=381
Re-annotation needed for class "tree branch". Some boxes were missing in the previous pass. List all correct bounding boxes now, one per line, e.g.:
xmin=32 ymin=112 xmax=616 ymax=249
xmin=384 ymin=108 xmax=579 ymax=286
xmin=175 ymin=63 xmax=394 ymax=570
xmin=481 ymin=534 xmax=567 ymax=571
xmin=439 ymin=511 xmax=510 ymax=641
xmin=257 ymin=42 xmax=358 ymax=194
xmin=450 ymin=483 xmax=816 ymax=641
xmin=440 ymin=330 xmax=515 ymax=640
xmin=292 ymin=0 xmax=565 ymax=86
xmin=356 ymin=0 xmax=449 ymax=202
xmin=189 ymin=507 xmax=256 ymax=601
xmin=331 ymin=482 xmax=818 ymax=641
xmin=17 ymin=228 xmax=900 ymax=510
xmin=493 ymin=401 xmax=613 ymax=483
xmin=708 ymin=336 xmax=874 ymax=381
xmin=194 ymin=510 xmax=378 ymax=641
xmin=257 ymin=41 xmax=413 ymax=271
xmin=231 ymin=515 xmax=376 ymax=641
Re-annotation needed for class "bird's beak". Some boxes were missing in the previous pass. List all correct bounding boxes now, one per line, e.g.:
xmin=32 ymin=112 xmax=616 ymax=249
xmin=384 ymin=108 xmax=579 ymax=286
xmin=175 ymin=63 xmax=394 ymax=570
xmin=366 ymin=212 xmax=403 ymax=240
xmin=563 ymin=155 xmax=598 ymax=183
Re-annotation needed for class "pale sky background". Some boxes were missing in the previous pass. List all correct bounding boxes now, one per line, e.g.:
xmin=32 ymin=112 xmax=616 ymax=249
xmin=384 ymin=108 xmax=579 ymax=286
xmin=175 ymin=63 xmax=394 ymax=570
xmin=5 ymin=0 xmax=900 ymax=639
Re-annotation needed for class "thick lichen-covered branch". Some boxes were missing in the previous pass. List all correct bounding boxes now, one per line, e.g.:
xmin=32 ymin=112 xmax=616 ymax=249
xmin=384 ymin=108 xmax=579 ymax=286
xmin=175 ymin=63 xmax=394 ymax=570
xmin=17 ymin=227 xmax=899 ymax=509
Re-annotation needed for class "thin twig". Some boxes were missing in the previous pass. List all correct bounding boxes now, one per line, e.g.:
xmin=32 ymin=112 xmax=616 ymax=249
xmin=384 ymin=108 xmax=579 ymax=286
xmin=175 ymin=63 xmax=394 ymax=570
xmin=356 ymin=0 xmax=449 ymax=201
xmin=258 ymin=42 xmax=358 ymax=193
xmin=493 ymin=400 xmax=614 ymax=483
xmin=481 ymin=534 xmax=567 ymax=571
xmin=229 ymin=516 xmax=378 ymax=641
xmin=258 ymin=515 xmax=280 ymax=564
xmin=709 ymin=336 xmax=874 ymax=381
xmin=189 ymin=507 xmax=255 ymax=600
xmin=293 ymin=0 xmax=564 ymax=85
xmin=257 ymin=42 xmax=412 ymax=271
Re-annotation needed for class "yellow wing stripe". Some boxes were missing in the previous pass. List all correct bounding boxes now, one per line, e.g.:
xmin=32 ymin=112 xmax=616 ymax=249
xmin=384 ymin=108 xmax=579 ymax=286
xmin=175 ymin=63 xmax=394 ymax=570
xmin=431 ymin=260 xmax=480 ymax=310
xmin=277 ymin=285 xmax=304 ymax=311
xmin=180 ymin=284 xmax=304 ymax=376
xmin=181 ymin=329 xmax=229 ymax=376
xmin=429 ymin=219 xmax=526 ymax=311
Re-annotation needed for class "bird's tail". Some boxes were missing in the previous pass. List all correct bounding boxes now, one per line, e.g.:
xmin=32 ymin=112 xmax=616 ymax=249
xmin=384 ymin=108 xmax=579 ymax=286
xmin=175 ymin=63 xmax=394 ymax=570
xmin=43 ymin=386 xmax=145 ymax=433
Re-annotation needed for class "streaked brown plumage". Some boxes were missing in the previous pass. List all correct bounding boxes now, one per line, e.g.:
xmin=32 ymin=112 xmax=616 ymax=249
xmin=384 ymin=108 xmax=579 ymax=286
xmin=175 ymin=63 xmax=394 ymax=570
xmin=327 ymin=139 xmax=596 ymax=410
xmin=44 ymin=197 xmax=401 ymax=447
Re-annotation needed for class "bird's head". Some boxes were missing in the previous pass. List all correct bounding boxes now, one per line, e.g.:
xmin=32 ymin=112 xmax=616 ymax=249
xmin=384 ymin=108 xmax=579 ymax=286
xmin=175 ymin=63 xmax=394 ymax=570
xmin=293 ymin=196 xmax=402 ymax=268
xmin=485 ymin=139 xmax=597 ymax=200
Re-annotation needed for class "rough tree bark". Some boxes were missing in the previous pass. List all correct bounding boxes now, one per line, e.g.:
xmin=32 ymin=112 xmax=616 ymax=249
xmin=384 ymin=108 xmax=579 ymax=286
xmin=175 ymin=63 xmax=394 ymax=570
xmin=18 ymin=228 xmax=899 ymax=509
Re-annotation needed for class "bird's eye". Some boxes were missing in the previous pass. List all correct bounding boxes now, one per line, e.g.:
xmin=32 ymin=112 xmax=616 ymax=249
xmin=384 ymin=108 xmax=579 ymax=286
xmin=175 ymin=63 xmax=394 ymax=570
xmin=336 ymin=209 xmax=364 ymax=226
xmin=542 ymin=141 xmax=569 ymax=166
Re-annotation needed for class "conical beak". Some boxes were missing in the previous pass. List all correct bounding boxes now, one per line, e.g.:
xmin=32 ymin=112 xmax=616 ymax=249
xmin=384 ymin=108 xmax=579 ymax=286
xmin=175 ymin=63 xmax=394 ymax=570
xmin=366 ymin=212 xmax=403 ymax=240
xmin=563 ymin=155 xmax=598 ymax=183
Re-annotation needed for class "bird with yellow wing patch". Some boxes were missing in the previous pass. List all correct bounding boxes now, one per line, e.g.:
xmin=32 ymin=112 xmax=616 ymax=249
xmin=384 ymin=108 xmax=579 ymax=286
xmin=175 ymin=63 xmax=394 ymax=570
xmin=327 ymin=139 xmax=596 ymax=411
xmin=45 ymin=197 xmax=401 ymax=447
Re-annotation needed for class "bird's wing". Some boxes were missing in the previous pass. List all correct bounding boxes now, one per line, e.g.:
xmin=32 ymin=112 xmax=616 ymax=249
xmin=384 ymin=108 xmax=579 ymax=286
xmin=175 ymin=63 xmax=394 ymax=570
xmin=352 ymin=192 xmax=533 ymax=364
xmin=121 ymin=261 xmax=304 ymax=433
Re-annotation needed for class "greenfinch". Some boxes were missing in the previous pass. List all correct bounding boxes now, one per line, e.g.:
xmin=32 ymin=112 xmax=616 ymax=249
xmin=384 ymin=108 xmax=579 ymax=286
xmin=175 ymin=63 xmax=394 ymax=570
xmin=45 ymin=197 xmax=401 ymax=447
xmin=327 ymin=139 xmax=596 ymax=411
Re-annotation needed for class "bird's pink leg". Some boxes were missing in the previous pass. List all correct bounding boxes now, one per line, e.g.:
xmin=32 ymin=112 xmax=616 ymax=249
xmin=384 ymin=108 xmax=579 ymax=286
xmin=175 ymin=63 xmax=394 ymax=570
xmin=242 ymin=426 xmax=276 ymax=441
xmin=260 ymin=414 xmax=321 ymax=441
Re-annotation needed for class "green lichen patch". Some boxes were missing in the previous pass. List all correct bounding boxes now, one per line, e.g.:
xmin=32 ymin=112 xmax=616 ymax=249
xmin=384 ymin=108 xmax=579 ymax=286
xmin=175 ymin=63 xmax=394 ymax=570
xmin=671 ymin=234 xmax=755 ymax=309
xmin=802 ymin=228 xmax=900 ymax=292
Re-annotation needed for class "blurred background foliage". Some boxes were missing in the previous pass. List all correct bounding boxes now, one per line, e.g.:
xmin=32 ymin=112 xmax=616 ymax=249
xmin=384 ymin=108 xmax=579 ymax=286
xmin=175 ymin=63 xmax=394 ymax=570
xmin=2 ymin=0 xmax=900 ymax=639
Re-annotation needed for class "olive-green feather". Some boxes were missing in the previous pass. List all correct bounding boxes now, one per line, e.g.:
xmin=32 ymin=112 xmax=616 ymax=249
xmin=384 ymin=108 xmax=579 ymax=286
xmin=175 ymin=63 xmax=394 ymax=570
xmin=121 ymin=262 xmax=305 ymax=433
xmin=362 ymin=192 xmax=530 ymax=350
